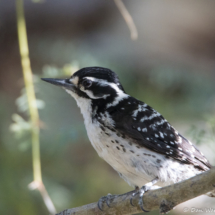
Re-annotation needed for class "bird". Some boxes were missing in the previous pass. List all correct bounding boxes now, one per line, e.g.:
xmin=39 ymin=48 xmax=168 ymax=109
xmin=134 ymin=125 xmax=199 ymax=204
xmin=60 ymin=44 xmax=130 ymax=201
xmin=42 ymin=67 xmax=213 ymax=212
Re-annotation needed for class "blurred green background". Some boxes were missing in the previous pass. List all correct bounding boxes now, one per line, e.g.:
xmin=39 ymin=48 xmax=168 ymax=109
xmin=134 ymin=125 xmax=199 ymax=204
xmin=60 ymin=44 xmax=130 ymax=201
xmin=1 ymin=0 xmax=215 ymax=214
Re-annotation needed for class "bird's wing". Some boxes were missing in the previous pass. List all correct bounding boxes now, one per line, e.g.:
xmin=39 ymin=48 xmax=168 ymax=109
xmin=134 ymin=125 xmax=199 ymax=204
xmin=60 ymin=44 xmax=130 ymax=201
xmin=108 ymin=97 xmax=211 ymax=171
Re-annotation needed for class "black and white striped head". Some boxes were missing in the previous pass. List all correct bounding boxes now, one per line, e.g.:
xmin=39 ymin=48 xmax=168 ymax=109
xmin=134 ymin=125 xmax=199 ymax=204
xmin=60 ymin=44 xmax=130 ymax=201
xmin=42 ymin=67 xmax=128 ymax=107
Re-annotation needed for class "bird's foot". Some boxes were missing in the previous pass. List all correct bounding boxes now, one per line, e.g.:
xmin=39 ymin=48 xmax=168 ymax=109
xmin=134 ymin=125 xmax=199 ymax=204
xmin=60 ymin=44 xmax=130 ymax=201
xmin=130 ymin=185 xmax=150 ymax=212
xmin=97 ymin=193 xmax=117 ymax=211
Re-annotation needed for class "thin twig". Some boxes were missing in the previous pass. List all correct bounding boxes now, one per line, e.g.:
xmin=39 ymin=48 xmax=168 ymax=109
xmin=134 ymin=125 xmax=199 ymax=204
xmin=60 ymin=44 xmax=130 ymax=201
xmin=16 ymin=0 xmax=41 ymax=183
xmin=56 ymin=167 xmax=215 ymax=215
xmin=29 ymin=181 xmax=57 ymax=215
xmin=114 ymin=0 xmax=138 ymax=40
xmin=16 ymin=0 xmax=56 ymax=214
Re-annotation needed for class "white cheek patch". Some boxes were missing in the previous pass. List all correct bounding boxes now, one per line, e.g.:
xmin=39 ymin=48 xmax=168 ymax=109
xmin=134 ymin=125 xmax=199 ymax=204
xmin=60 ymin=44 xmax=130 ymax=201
xmin=69 ymin=76 xmax=79 ymax=85
xmin=83 ymin=89 xmax=110 ymax=99
xmin=84 ymin=89 xmax=98 ymax=99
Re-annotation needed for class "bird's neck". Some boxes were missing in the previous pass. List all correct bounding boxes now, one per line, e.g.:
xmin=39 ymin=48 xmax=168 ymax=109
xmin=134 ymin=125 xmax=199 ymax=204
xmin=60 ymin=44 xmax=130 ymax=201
xmin=91 ymin=92 xmax=129 ymax=114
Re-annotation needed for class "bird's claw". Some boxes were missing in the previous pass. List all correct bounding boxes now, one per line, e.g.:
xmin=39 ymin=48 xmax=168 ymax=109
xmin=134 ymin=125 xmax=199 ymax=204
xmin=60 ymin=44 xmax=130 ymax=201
xmin=130 ymin=189 xmax=138 ymax=206
xmin=138 ymin=188 xmax=149 ymax=212
xmin=130 ymin=197 xmax=135 ymax=207
xmin=97 ymin=193 xmax=115 ymax=211
xmin=130 ymin=186 xmax=149 ymax=212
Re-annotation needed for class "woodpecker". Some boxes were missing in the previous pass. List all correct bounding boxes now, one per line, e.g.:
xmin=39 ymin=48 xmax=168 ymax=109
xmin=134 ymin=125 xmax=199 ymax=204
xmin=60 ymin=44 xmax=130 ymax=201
xmin=42 ymin=67 xmax=213 ymax=211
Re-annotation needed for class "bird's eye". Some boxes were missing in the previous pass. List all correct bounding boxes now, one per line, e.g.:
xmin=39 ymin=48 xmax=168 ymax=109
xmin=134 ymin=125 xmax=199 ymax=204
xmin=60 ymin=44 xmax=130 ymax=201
xmin=82 ymin=79 xmax=92 ymax=88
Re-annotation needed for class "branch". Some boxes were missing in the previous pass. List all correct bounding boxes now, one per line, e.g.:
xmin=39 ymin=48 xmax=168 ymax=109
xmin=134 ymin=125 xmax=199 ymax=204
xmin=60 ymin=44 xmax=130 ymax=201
xmin=56 ymin=167 xmax=215 ymax=215
xmin=114 ymin=0 xmax=138 ymax=40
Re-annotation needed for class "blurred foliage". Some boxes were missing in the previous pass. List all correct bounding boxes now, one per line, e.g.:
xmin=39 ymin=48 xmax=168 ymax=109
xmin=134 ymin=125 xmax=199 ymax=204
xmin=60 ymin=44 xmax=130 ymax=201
xmin=187 ymin=114 xmax=215 ymax=149
xmin=187 ymin=125 xmax=206 ymax=145
xmin=1 ymin=1 xmax=215 ymax=214
xmin=31 ymin=0 xmax=44 ymax=3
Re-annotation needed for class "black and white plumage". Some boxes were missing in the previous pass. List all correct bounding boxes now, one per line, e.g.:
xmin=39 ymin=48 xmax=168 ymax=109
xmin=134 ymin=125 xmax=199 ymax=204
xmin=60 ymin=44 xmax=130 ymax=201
xmin=42 ymin=67 xmax=213 ymax=210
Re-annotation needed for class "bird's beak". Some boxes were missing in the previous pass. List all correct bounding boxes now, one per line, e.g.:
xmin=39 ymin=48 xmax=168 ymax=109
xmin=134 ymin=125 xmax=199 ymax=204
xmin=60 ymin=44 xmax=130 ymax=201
xmin=41 ymin=78 xmax=76 ymax=91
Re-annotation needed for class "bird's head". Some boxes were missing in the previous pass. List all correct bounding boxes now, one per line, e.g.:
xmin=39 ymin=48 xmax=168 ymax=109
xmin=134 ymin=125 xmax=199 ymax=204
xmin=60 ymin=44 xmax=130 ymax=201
xmin=42 ymin=67 xmax=128 ymax=109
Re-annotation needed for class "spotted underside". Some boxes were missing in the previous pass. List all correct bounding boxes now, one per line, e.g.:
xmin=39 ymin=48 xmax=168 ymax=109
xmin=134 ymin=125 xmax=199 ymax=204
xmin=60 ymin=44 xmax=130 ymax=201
xmin=98 ymin=97 xmax=211 ymax=172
